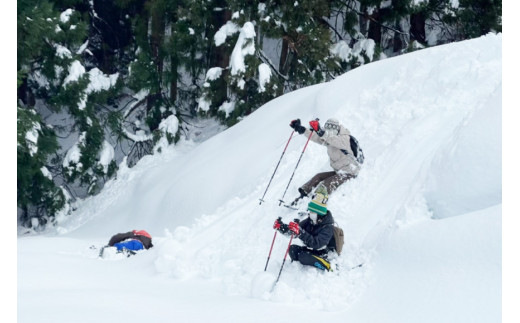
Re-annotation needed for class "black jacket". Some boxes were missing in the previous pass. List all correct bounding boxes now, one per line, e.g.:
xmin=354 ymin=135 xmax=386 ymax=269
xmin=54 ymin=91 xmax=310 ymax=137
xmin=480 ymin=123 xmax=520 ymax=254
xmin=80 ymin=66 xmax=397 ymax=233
xmin=108 ymin=231 xmax=153 ymax=249
xmin=298 ymin=211 xmax=336 ymax=251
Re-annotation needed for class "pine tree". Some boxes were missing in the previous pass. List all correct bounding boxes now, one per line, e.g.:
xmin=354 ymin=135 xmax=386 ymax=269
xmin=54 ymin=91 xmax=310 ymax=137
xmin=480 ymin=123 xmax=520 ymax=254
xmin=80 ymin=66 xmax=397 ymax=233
xmin=17 ymin=0 xmax=502 ymax=229
xmin=258 ymin=0 xmax=343 ymax=89
xmin=18 ymin=0 xmax=122 ymax=225
xmin=123 ymin=0 xmax=213 ymax=161
xmin=17 ymin=106 xmax=66 ymax=228
xmin=455 ymin=0 xmax=502 ymax=38
xmin=200 ymin=0 xmax=341 ymax=125
xmin=18 ymin=0 xmax=69 ymax=225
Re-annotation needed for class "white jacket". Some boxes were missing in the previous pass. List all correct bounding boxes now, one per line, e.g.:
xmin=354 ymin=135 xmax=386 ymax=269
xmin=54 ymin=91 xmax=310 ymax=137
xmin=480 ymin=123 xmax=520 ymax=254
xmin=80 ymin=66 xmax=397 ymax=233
xmin=303 ymin=124 xmax=361 ymax=176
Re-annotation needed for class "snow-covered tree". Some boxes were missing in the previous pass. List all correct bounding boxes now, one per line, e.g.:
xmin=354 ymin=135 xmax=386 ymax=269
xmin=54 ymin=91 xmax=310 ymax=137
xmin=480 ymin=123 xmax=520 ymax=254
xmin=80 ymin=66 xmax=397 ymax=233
xmin=122 ymin=0 xmax=214 ymax=160
xmin=16 ymin=0 xmax=502 ymax=229
xmin=18 ymin=1 xmax=121 ymax=225
xmin=17 ymin=106 xmax=67 ymax=228
xmin=199 ymin=17 xmax=278 ymax=125
xmin=256 ymin=0 xmax=345 ymax=89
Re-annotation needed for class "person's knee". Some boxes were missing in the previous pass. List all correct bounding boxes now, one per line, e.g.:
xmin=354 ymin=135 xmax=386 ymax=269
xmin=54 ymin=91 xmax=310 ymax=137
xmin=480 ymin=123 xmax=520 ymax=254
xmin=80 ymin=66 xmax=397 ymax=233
xmin=296 ymin=251 xmax=316 ymax=266
xmin=289 ymin=245 xmax=302 ymax=261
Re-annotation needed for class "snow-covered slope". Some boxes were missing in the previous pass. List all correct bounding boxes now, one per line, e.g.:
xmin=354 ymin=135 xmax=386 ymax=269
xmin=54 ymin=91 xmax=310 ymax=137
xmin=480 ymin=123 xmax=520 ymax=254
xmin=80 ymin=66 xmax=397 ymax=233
xmin=18 ymin=34 xmax=502 ymax=323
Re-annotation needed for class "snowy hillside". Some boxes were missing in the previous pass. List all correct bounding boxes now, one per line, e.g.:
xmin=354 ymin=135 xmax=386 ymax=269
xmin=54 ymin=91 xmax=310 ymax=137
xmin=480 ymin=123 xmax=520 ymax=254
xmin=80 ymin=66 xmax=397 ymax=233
xmin=18 ymin=34 xmax=502 ymax=323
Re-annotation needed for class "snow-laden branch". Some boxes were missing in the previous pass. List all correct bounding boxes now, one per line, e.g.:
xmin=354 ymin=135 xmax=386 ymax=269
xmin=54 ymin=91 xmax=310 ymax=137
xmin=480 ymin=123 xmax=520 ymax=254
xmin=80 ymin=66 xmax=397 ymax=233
xmin=258 ymin=50 xmax=288 ymax=81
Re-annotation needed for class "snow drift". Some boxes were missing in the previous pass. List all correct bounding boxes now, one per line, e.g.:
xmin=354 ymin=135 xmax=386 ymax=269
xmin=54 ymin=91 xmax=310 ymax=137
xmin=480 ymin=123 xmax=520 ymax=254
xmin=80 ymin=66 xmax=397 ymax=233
xmin=18 ymin=34 xmax=501 ymax=323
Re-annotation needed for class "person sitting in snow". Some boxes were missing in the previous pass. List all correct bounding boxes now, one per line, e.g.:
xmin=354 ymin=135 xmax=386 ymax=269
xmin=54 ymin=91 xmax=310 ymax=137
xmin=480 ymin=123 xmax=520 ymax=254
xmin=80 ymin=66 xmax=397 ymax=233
xmin=100 ymin=230 xmax=153 ymax=257
xmin=273 ymin=186 xmax=336 ymax=271
xmin=289 ymin=117 xmax=361 ymax=205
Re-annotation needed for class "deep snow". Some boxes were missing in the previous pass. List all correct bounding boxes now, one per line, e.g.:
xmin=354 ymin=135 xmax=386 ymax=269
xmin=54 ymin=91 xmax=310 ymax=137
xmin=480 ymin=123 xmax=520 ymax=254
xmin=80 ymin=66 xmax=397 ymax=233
xmin=17 ymin=34 xmax=506 ymax=322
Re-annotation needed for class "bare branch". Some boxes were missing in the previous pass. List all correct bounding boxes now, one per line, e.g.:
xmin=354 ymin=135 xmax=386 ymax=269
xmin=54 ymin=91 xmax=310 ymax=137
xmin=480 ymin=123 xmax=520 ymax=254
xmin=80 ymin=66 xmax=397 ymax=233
xmin=319 ymin=17 xmax=344 ymax=41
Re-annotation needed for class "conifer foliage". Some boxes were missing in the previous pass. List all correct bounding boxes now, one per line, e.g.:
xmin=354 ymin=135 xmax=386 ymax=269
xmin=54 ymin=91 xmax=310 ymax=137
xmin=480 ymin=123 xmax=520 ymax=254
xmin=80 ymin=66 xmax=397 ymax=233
xmin=17 ymin=0 xmax=501 ymax=229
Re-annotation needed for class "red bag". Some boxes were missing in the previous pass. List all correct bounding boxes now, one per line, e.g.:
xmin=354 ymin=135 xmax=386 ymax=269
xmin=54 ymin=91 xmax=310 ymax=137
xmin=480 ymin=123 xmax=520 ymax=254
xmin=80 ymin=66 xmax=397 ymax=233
xmin=133 ymin=230 xmax=151 ymax=239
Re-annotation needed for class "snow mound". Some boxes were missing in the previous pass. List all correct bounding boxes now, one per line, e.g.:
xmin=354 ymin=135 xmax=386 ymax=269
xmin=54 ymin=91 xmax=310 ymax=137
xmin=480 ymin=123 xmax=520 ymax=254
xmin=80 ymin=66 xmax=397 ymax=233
xmin=18 ymin=34 xmax=502 ymax=322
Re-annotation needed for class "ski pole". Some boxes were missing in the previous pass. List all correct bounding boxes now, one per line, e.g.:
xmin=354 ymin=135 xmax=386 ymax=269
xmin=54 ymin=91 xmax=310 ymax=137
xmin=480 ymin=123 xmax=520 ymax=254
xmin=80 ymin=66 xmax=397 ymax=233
xmin=273 ymin=219 xmax=299 ymax=286
xmin=265 ymin=217 xmax=283 ymax=271
xmin=279 ymin=129 xmax=314 ymax=206
xmin=259 ymin=131 xmax=295 ymax=205
xmin=274 ymin=234 xmax=294 ymax=285
xmin=264 ymin=230 xmax=278 ymax=271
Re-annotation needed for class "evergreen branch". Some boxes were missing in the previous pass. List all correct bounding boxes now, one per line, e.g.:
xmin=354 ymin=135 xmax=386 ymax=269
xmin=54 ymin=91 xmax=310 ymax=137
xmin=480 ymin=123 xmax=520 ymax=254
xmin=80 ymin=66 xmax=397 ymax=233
xmin=338 ymin=0 xmax=410 ymax=36
xmin=47 ymin=159 xmax=78 ymax=202
xmin=319 ymin=17 xmax=344 ymax=41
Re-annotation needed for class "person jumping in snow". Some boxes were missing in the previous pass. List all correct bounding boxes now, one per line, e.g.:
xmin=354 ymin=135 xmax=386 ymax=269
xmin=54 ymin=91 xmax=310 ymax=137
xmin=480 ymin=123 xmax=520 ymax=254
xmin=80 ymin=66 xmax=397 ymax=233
xmin=273 ymin=186 xmax=336 ymax=271
xmin=289 ymin=117 xmax=361 ymax=205
xmin=99 ymin=230 xmax=153 ymax=257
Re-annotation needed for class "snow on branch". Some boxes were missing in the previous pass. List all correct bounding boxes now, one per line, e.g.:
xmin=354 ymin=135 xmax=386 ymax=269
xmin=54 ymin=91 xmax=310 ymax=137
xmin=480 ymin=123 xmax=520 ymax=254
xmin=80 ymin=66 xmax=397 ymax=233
xmin=230 ymin=22 xmax=256 ymax=76
xmin=214 ymin=21 xmax=240 ymax=46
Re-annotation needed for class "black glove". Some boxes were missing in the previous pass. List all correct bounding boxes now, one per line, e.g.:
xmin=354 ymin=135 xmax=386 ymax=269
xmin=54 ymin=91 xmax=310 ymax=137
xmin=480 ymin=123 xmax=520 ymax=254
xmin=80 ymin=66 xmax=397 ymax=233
xmin=290 ymin=119 xmax=306 ymax=135
xmin=273 ymin=218 xmax=289 ymax=234
xmin=290 ymin=119 xmax=301 ymax=129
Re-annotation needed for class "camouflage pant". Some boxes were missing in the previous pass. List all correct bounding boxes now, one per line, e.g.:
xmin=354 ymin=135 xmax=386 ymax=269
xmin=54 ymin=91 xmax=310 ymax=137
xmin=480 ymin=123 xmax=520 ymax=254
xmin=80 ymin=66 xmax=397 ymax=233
xmin=300 ymin=171 xmax=355 ymax=196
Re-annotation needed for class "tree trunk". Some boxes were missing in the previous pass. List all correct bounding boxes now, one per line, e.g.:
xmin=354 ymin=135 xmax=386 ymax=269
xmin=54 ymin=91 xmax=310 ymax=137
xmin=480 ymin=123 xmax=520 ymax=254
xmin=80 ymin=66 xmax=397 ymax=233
xmin=359 ymin=4 xmax=368 ymax=37
xmin=211 ymin=7 xmax=231 ymax=69
xmin=17 ymin=77 xmax=34 ymax=106
xmin=91 ymin=0 xmax=135 ymax=73
xmin=367 ymin=9 xmax=382 ymax=45
xmin=279 ymin=37 xmax=289 ymax=75
xmin=410 ymin=11 xmax=426 ymax=45
xmin=392 ymin=22 xmax=404 ymax=53
xmin=170 ymin=56 xmax=178 ymax=103
xmin=147 ymin=4 xmax=166 ymax=110
xmin=150 ymin=6 xmax=165 ymax=85
xmin=209 ymin=2 xmax=231 ymax=109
